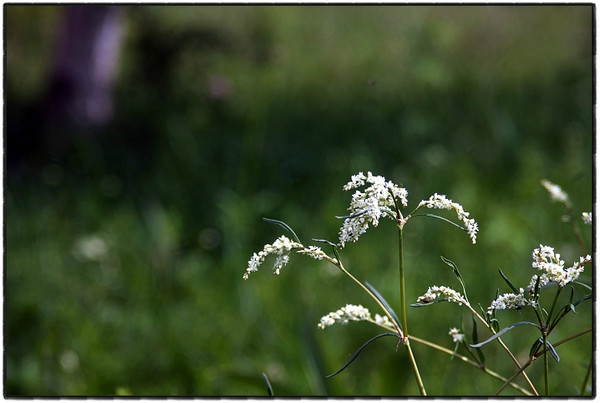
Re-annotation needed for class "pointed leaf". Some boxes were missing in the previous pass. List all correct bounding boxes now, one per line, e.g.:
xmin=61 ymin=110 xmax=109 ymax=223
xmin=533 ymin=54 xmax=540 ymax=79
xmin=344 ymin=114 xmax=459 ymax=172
xmin=470 ymin=321 xmax=540 ymax=348
xmin=335 ymin=209 xmax=370 ymax=220
xmin=365 ymin=282 xmax=400 ymax=326
xmin=573 ymin=293 xmax=592 ymax=307
xmin=568 ymin=286 xmax=575 ymax=305
xmin=412 ymin=213 xmax=466 ymax=231
xmin=411 ymin=299 xmax=453 ymax=307
xmin=441 ymin=256 xmax=469 ymax=302
xmin=546 ymin=341 xmax=560 ymax=362
xmin=549 ymin=293 xmax=591 ymax=330
xmin=325 ymin=333 xmax=398 ymax=379
xmin=574 ymin=280 xmax=592 ymax=291
xmin=471 ymin=316 xmax=485 ymax=366
xmin=261 ymin=372 xmax=274 ymax=396
xmin=262 ymin=217 xmax=301 ymax=243
xmin=498 ymin=268 xmax=520 ymax=294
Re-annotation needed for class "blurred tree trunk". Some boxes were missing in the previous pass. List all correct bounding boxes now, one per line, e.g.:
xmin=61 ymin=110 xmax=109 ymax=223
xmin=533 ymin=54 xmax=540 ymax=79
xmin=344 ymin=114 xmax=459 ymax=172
xmin=46 ymin=5 xmax=126 ymax=127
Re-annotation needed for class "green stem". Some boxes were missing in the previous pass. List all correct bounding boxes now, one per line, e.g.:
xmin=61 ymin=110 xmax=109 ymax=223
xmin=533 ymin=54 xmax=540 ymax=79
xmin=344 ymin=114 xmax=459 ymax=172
xmin=397 ymin=225 xmax=427 ymax=396
xmin=405 ymin=340 xmax=427 ymax=396
xmin=398 ymin=226 xmax=408 ymax=334
xmin=545 ymin=287 xmax=563 ymax=327
xmin=542 ymin=331 xmax=549 ymax=395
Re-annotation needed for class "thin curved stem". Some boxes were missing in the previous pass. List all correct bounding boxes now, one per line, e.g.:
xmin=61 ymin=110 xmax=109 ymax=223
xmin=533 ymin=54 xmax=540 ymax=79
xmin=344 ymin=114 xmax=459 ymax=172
xmin=495 ymin=327 xmax=592 ymax=395
xmin=465 ymin=304 xmax=538 ymax=395
xmin=409 ymin=334 xmax=533 ymax=396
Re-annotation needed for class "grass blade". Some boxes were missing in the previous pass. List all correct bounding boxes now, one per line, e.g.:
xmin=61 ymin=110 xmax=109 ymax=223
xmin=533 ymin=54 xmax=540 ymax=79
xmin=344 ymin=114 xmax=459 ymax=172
xmin=470 ymin=321 xmax=539 ymax=348
xmin=546 ymin=341 xmax=560 ymax=362
xmin=441 ymin=256 xmax=469 ymax=302
xmin=262 ymin=217 xmax=301 ymax=243
xmin=365 ymin=282 xmax=400 ymax=325
xmin=498 ymin=268 xmax=520 ymax=294
xmin=472 ymin=315 xmax=485 ymax=366
xmin=325 ymin=333 xmax=398 ymax=379
xmin=261 ymin=372 xmax=274 ymax=396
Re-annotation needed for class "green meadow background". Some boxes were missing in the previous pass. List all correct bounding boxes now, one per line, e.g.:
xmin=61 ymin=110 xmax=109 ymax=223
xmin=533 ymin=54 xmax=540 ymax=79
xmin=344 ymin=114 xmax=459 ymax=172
xmin=6 ymin=5 xmax=593 ymax=396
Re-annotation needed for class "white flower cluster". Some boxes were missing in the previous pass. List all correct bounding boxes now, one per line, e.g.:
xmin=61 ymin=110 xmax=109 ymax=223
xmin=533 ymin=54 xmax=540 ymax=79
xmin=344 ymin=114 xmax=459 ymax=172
xmin=338 ymin=172 xmax=408 ymax=248
xmin=528 ymin=245 xmax=591 ymax=289
xmin=488 ymin=245 xmax=592 ymax=315
xmin=416 ymin=285 xmax=466 ymax=305
xmin=244 ymin=237 xmax=338 ymax=280
xmin=582 ymin=212 xmax=592 ymax=225
xmin=317 ymin=304 xmax=394 ymax=330
xmin=541 ymin=179 xmax=570 ymax=205
xmin=296 ymin=245 xmax=329 ymax=261
xmin=318 ymin=304 xmax=373 ymax=329
xmin=487 ymin=288 xmax=530 ymax=315
xmin=417 ymin=193 xmax=479 ymax=244
xmin=448 ymin=327 xmax=465 ymax=343
xmin=244 ymin=235 xmax=303 ymax=280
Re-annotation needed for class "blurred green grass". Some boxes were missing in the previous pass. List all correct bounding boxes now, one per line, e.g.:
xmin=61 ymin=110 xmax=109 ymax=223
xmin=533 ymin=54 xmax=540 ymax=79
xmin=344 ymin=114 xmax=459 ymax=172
xmin=6 ymin=5 xmax=593 ymax=396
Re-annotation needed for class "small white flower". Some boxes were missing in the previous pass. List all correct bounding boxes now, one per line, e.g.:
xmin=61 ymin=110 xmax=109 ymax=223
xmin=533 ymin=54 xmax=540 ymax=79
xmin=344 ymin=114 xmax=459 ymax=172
xmin=338 ymin=172 xmax=408 ymax=248
xmin=72 ymin=235 xmax=109 ymax=262
xmin=416 ymin=285 xmax=466 ymax=305
xmin=417 ymin=193 xmax=479 ymax=244
xmin=582 ymin=212 xmax=592 ymax=225
xmin=541 ymin=179 xmax=570 ymax=206
xmin=449 ymin=327 xmax=465 ymax=343
xmin=487 ymin=289 xmax=530 ymax=315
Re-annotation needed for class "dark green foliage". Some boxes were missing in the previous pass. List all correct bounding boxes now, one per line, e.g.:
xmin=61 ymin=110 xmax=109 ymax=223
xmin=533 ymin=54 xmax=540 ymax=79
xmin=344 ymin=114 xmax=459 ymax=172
xmin=6 ymin=5 xmax=593 ymax=396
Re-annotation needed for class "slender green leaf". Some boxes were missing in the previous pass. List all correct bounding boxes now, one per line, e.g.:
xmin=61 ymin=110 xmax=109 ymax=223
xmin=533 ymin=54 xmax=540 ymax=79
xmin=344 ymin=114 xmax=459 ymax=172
xmin=574 ymin=280 xmax=592 ymax=291
xmin=549 ymin=293 xmax=592 ymax=330
xmin=546 ymin=341 xmax=560 ymax=362
xmin=412 ymin=213 xmax=466 ymax=231
xmin=262 ymin=372 xmax=274 ymax=396
xmin=312 ymin=238 xmax=337 ymax=248
xmin=451 ymin=340 xmax=460 ymax=360
xmin=335 ymin=209 xmax=369 ymax=219
xmin=262 ymin=217 xmax=301 ymax=243
xmin=498 ymin=268 xmax=520 ymax=294
xmin=441 ymin=256 xmax=469 ymax=302
xmin=470 ymin=321 xmax=540 ymax=348
xmin=573 ymin=293 xmax=592 ymax=306
xmin=568 ymin=286 xmax=575 ymax=304
xmin=472 ymin=316 xmax=485 ymax=366
xmin=325 ymin=333 xmax=398 ymax=379
xmin=365 ymin=282 xmax=400 ymax=326
xmin=313 ymin=238 xmax=342 ymax=264
xmin=411 ymin=299 xmax=453 ymax=307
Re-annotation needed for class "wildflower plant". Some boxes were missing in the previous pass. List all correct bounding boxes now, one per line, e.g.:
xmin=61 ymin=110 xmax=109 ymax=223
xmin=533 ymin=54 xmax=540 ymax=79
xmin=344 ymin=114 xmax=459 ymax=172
xmin=243 ymin=173 xmax=592 ymax=396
